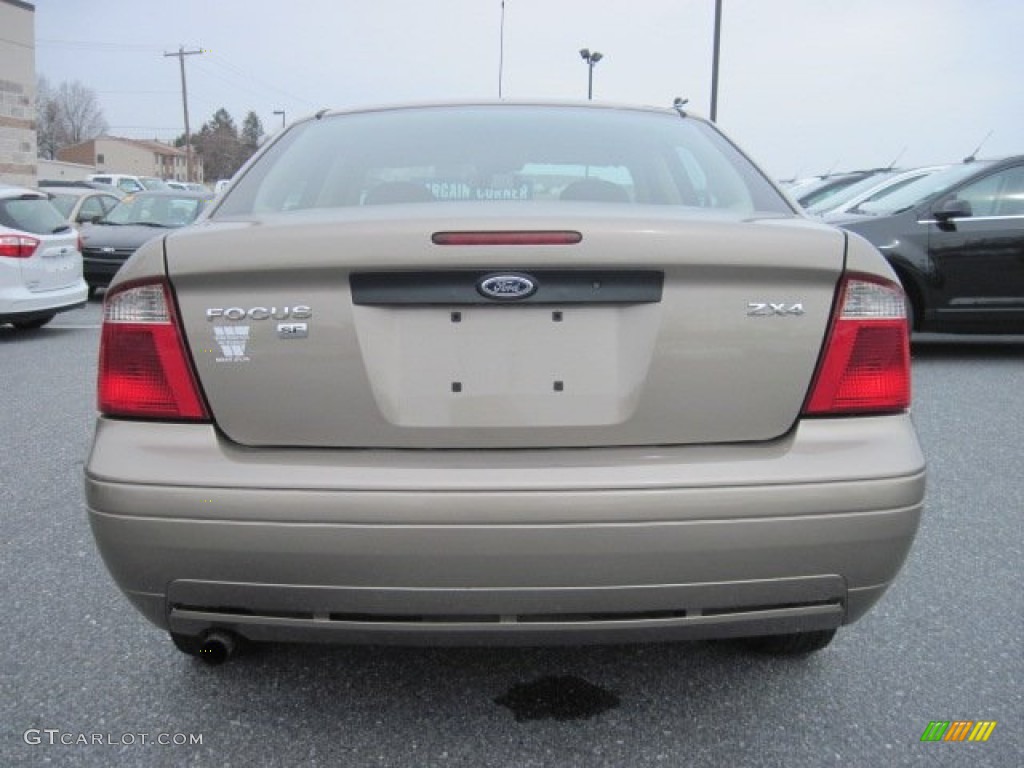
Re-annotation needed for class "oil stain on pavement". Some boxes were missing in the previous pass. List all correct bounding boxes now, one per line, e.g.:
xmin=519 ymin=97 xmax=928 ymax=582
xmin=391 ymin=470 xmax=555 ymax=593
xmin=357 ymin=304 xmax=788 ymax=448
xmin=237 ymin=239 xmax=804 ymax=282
xmin=495 ymin=676 xmax=620 ymax=722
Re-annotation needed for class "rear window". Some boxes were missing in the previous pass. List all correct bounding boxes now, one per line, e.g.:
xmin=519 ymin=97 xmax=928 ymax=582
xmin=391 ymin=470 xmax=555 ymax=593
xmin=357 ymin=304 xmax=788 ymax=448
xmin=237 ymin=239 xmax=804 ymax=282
xmin=214 ymin=106 xmax=791 ymax=217
xmin=0 ymin=196 xmax=71 ymax=235
xmin=49 ymin=194 xmax=77 ymax=218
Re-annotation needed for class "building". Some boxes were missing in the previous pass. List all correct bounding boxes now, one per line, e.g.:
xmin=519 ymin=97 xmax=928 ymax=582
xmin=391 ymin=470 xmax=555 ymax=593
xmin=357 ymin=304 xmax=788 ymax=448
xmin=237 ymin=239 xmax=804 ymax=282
xmin=0 ymin=0 xmax=36 ymax=187
xmin=58 ymin=136 xmax=203 ymax=182
xmin=37 ymin=158 xmax=93 ymax=182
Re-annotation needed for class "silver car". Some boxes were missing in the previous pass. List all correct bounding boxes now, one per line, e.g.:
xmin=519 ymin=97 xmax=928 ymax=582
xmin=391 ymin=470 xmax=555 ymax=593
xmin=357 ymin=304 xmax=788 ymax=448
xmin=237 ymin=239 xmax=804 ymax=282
xmin=85 ymin=102 xmax=925 ymax=664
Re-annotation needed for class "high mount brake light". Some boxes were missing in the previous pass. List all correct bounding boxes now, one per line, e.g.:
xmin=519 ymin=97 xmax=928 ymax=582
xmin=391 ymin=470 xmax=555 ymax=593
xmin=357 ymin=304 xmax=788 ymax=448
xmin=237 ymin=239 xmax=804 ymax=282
xmin=432 ymin=231 xmax=582 ymax=246
xmin=0 ymin=235 xmax=40 ymax=258
xmin=803 ymin=275 xmax=911 ymax=416
xmin=98 ymin=280 xmax=209 ymax=421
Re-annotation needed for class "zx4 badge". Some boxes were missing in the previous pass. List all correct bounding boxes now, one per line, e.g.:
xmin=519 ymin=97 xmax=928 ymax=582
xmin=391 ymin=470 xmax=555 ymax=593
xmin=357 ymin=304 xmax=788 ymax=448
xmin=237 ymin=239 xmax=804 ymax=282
xmin=747 ymin=302 xmax=805 ymax=317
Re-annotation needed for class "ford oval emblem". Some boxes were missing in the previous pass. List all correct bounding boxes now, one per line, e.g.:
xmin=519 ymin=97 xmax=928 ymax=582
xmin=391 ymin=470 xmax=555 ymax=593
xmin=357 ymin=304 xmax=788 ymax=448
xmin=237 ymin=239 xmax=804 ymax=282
xmin=478 ymin=274 xmax=537 ymax=301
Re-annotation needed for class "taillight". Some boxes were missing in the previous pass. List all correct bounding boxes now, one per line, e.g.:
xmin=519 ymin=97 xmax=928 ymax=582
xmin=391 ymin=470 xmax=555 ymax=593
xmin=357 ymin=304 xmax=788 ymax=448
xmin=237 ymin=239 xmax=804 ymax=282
xmin=803 ymin=275 xmax=910 ymax=416
xmin=98 ymin=280 xmax=209 ymax=420
xmin=0 ymin=234 xmax=40 ymax=258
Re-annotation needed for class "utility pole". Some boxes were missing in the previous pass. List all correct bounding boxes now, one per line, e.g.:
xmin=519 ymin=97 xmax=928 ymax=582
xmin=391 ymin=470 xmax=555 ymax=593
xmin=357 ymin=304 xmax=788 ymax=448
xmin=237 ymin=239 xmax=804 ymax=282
xmin=164 ymin=46 xmax=204 ymax=181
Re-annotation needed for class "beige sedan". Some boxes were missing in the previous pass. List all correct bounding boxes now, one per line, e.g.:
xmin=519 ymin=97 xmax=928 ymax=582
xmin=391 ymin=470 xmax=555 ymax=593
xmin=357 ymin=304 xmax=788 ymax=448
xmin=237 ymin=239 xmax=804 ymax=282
xmin=85 ymin=102 xmax=925 ymax=664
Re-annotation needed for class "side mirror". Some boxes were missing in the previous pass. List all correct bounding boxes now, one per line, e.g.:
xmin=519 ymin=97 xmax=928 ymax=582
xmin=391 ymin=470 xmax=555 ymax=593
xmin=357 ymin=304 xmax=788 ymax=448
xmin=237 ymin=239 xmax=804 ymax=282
xmin=934 ymin=198 xmax=972 ymax=221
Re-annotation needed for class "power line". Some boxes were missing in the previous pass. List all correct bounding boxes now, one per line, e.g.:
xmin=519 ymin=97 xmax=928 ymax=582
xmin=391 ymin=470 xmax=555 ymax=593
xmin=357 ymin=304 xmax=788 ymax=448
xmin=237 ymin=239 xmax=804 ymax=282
xmin=206 ymin=53 xmax=317 ymax=108
xmin=96 ymin=90 xmax=178 ymax=95
xmin=38 ymin=38 xmax=164 ymax=52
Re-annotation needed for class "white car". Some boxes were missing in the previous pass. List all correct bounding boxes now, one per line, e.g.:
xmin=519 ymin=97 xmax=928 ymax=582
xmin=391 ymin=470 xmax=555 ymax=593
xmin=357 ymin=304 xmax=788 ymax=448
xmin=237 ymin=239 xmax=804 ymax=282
xmin=167 ymin=181 xmax=209 ymax=193
xmin=88 ymin=174 xmax=169 ymax=194
xmin=0 ymin=185 xmax=88 ymax=329
xmin=817 ymin=166 xmax=949 ymax=221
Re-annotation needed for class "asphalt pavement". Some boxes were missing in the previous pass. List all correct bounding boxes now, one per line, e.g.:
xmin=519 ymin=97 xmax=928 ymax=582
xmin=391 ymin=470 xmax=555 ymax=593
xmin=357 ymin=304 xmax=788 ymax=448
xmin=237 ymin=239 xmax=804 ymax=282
xmin=1 ymin=301 xmax=1021 ymax=767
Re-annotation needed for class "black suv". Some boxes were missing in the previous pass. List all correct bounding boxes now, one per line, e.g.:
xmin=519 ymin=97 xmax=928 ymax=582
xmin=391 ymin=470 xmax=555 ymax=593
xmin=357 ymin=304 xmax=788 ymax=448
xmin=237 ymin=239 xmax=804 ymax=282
xmin=832 ymin=156 xmax=1024 ymax=334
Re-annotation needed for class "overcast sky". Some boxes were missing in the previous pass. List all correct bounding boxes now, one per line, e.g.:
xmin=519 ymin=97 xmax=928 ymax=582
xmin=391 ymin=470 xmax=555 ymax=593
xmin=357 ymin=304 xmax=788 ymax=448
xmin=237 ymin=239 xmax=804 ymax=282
xmin=31 ymin=0 xmax=1024 ymax=179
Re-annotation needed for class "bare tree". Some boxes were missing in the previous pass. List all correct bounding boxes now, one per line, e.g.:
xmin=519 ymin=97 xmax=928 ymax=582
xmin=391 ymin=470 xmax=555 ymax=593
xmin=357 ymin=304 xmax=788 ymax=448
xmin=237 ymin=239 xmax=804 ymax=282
xmin=36 ymin=77 xmax=108 ymax=156
xmin=35 ymin=76 xmax=62 ymax=160
xmin=55 ymin=80 xmax=108 ymax=145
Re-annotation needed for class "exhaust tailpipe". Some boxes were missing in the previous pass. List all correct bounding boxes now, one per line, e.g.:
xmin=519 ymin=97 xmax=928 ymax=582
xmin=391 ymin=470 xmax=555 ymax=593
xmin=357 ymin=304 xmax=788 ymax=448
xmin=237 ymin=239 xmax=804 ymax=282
xmin=197 ymin=630 xmax=237 ymax=665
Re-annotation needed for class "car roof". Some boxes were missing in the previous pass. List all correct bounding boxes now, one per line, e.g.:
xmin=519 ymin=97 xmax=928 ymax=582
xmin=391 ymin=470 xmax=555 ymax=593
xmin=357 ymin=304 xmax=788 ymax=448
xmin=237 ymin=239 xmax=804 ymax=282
xmin=303 ymin=99 xmax=682 ymax=124
xmin=0 ymin=184 xmax=47 ymax=200
xmin=122 ymin=189 xmax=215 ymax=199
xmin=42 ymin=186 xmax=113 ymax=198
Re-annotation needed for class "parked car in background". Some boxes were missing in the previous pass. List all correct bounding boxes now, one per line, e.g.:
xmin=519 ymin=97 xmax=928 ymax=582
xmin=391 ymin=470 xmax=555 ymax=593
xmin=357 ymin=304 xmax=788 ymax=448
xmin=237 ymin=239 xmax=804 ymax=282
xmin=39 ymin=179 xmax=125 ymax=196
xmin=818 ymin=166 xmax=948 ymax=221
xmin=88 ymin=174 xmax=169 ymax=194
xmin=85 ymin=102 xmax=925 ymax=664
xmin=166 ymin=181 xmax=210 ymax=193
xmin=0 ymin=185 xmax=88 ymax=329
xmin=45 ymin=187 xmax=122 ymax=228
xmin=834 ymin=157 xmax=1024 ymax=333
xmin=791 ymin=170 xmax=889 ymax=209
xmin=81 ymin=189 xmax=214 ymax=294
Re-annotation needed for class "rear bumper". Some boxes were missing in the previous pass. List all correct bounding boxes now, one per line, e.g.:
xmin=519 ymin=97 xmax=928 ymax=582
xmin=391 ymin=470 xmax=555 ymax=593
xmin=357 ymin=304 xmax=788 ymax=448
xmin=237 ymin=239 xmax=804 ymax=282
xmin=85 ymin=415 xmax=925 ymax=645
xmin=0 ymin=279 xmax=87 ymax=321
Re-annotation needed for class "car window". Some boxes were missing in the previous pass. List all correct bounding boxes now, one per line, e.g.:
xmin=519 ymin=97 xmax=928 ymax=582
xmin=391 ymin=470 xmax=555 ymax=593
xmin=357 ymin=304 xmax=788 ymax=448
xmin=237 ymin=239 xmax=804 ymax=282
xmin=857 ymin=162 xmax=995 ymax=215
xmin=937 ymin=165 xmax=1024 ymax=218
xmin=0 ymin=196 xmax=70 ymax=234
xmin=79 ymin=196 xmax=106 ymax=221
xmin=995 ymin=167 xmax=1024 ymax=215
xmin=848 ymin=173 xmax=938 ymax=213
xmin=140 ymin=177 xmax=170 ymax=190
xmin=215 ymin=106 xmax=791 ymax=218
xmin=106 ymin=195 xmax=206 ymax=227
xmin=804 ymin=172 xmax=899 ymax=214
xmin=953 ymin=172 xmax=1003 ymax=217
xmin=952 ymin=165 xmax=1024 ymax=217
xmin=49 ymin=194 xmax=76 ymax=218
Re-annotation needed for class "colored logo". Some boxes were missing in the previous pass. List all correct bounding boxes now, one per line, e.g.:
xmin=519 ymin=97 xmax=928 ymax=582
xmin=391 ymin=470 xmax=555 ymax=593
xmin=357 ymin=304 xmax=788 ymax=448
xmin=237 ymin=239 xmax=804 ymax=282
xmin=477 ymin=274 xmax=537 ymax=301
xmin=920 ymin=721 xmax=997 ymax=742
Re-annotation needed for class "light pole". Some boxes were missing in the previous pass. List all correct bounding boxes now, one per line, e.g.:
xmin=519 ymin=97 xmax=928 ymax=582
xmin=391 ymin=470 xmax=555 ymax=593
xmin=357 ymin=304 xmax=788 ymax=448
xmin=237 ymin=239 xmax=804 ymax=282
xmin=710 ymin=0 xmax=722 ymax=122
xmin=579 ymin=48 xmax=603 ymax=100
xmin=273 ymin=110 xmax=286 ymax=129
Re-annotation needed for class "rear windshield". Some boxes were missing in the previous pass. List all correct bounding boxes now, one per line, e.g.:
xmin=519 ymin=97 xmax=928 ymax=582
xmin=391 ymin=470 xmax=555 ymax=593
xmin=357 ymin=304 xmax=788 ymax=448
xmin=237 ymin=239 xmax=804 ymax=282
xmin=0 ymin=196 xmax=71 ymax=235
xmin=214 ymin=106 xmax=791 ymax=217
xmin=48 ymin=194 xmax=77 ymax=218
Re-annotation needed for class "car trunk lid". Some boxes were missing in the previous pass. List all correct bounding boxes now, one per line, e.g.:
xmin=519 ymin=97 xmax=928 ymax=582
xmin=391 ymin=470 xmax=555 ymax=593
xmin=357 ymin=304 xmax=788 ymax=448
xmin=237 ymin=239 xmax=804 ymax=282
xmin=167 ymin=206 xmax=845 ymax=448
